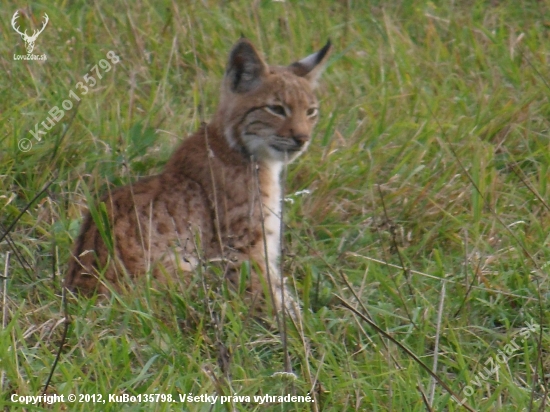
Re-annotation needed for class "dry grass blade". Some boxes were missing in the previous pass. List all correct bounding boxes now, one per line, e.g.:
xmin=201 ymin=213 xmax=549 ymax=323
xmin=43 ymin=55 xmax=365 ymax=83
xmin=1 ymin=251 xmax=10 ymax=394
xmin=337 ymin=269 xmax=403 ymax=368
xmin=349 ymin=253 xmax=531 ymax=300
xmin=42 ymin=286 xmax=70 ymax=395
xmin=377 ymin=184 xmax=415 ymax=299
xmin=418 ymin=385 xmax=435 ymax=412
xmin=452 ymin=230 xmax=482 ymax=318
xmin=0 ymin=222 xmax=32 ymax=279
xmin=337 ymin=296 xmax=476 ymax=412
xmin=0 ymin=174 xmax=57 ymax=244
xmin=428 ymin=279 xmax=446 ymax=405
xmin=374 ymin=184 xmax=417 ymax=328
xmin=508 ymin=161 xmax=550 ymax=214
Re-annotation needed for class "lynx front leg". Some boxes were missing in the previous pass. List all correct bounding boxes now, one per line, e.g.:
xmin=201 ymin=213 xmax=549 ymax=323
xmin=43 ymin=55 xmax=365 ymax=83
xmin=224 ymin=249 xmax=300 ymax=319
xmin=267 ymin=264 xmax=301 ymax=320
xmin=257 ymin=231 xmax=301 ymax=319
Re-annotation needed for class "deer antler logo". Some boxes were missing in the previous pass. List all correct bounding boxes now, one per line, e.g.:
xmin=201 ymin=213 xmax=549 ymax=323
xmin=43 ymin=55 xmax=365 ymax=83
xmin=11 ymin=11 xmax=49 ymax=54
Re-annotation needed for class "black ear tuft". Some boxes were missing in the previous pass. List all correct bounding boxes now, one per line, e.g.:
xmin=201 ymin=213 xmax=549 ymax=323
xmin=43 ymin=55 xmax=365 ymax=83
xmin=225 ymin=39 xmax=267 ymax=93
xmin=288 ymin=40 xmax=332 ymax=86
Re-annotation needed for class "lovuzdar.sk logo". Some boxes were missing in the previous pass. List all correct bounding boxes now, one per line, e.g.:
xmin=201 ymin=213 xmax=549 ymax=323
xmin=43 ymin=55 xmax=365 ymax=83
xmin=12 ymin=10 xmax=48 ymax=61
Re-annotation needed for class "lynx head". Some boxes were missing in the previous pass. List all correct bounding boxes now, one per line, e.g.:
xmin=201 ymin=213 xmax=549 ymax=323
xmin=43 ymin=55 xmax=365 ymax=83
xmin=217 ymin=39 xmax=332 ymax=163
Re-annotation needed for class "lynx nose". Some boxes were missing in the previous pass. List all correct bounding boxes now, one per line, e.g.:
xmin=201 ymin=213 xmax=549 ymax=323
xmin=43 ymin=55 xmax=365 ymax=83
xmin=293 ymin=134 xmax=309 ymax=147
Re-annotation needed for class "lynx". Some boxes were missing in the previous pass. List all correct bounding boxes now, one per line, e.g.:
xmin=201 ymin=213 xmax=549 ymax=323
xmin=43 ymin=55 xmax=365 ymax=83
xmin=65 ymin=38 xmax=331 ymax=316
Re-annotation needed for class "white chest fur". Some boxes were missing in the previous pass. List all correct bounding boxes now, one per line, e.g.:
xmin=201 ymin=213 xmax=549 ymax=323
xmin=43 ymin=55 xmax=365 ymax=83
xmin=261 ymin=161 xmax=283 ymax=268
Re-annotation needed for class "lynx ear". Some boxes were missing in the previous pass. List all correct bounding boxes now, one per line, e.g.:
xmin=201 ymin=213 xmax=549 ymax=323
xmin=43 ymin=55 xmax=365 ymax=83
xmin=289 ymin=40 xmax=332 ymax=86
xmin=225 ymin=39 xmax=268 ymax=93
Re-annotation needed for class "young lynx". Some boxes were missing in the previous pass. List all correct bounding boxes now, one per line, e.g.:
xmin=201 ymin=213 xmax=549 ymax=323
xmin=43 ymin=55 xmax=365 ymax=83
xmin=65 ymin=39 xmax=331 ymax=316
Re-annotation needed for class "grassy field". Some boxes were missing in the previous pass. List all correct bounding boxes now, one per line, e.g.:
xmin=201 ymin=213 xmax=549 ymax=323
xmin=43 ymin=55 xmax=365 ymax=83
xmin=1 ymin=0 xmax=550 ymax=410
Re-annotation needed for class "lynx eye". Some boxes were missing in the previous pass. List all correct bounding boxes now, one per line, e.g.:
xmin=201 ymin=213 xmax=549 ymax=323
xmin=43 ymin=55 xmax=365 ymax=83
xmin=266 ymin=105 xmax=287 ymax=117
xmin=306 ymin=107 xmax=318 ymax=118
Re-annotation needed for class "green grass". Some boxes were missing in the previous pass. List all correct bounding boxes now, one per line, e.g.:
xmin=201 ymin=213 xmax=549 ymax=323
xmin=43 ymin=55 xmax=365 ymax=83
xmin=1 ymin=0 xmax=550 ymax=410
